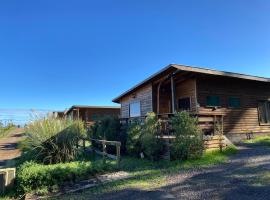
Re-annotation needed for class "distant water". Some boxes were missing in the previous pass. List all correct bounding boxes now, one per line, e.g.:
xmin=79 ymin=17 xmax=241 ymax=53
xmin=0 ymin=109 xmax=51 ymax=126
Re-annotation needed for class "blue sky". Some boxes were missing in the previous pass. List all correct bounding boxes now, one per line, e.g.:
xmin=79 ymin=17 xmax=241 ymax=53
xmin=0 ymin=0 xmax=270 ymax=124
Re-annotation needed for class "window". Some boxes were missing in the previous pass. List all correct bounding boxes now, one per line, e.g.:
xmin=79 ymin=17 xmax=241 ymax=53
xmin=129 ymin=102 xmax=141 ymax=117
xmin=258 ymin=101 xmax=270 ymax=124
xmin=229 ymin=97 xmax=241 ymax=108
xmin=206 ymin=96 xmax=220 ymax=107
xmin=178 ymin=97 xmax=191 ymax=111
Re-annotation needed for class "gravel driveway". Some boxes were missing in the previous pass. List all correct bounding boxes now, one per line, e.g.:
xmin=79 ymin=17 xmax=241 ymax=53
xmin=95 ymin=144 xmax=270 ymax=200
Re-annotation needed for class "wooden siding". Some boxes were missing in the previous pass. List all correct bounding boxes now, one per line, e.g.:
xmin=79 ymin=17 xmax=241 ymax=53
xmin=120 ymin=84 xmax=153 ymax=118
xmin=175 ymin=78 xmax=197 ymax=112
xmin=67 ymin=107 xmax=120 ymax=125
xmin=197 ymin=76 xmax=270 ymax=135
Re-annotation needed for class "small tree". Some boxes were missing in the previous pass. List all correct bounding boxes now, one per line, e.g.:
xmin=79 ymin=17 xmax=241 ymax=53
xmin=171 ymin=111 xmax=203 ymax=160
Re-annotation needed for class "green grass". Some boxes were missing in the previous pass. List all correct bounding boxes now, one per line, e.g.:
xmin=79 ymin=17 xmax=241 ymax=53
xmin=244 ymin=135 xmax=270 ymax=146
xmin=57 ymin=146 xmax=237 ymax=199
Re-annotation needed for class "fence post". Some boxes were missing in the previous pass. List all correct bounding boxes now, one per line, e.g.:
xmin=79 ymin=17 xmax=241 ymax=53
xmin=116 ymin=143 xmax=121 ymax=168
xmin=102 ymin=141 xmax=106 ymax=164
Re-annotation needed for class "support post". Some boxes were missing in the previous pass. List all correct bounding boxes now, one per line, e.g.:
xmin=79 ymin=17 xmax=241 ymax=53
xmin=116 ymin=144 xmax=121 ymax=168
xmin=102 ymin=141 xmax=106 ymax=164
xmin=157 ymin=82 xmax=162 ymax=114
xmin=170 ymin=76 xmax=176 ymax=113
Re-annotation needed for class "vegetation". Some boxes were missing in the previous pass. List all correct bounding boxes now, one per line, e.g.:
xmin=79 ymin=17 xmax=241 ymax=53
xmin=90 ymin=116 xmax=127 ymax=153
xmin=244 ymin=135 xmax=270 ymax=146
xmin=170 ymin=112 xmax=204 ymax=160
xmin=0 ymin=121 xmax=16 ymax=138
xmin=16 ymin=159 xmax=116 ymax=194
xmin=20 ymin=117 xmax=86 ymax=164
xmin=126 ymin=113 xmax=164 ymax=160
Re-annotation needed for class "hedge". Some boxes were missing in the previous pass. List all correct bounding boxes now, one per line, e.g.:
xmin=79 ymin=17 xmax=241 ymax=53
xmin=16 ymin=160 xmax=116 ymax=193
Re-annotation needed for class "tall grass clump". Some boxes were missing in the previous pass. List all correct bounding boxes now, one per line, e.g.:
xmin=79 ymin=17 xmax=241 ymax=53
xmin=20 ymin=117 xmax=86 ymax=164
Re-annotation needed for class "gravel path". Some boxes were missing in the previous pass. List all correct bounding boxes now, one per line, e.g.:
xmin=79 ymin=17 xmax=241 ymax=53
xmin=0 ymin=128 xmax=24 ymax=168
xmin=94 ymin=144 xmax=270 ymax=200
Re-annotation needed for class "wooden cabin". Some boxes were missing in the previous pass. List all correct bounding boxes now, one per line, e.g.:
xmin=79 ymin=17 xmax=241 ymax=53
xmin=113 ymin=64 xmax=270 ymax=143
xmin=64 ymin=105 xmax=120 ymax=126
xmin=52 ymin=111 xmax=65 ymax=118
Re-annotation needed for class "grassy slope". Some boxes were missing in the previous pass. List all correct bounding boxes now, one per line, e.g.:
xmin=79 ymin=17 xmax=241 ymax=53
xmin=58 ymin=146 xmax=237 ymax=199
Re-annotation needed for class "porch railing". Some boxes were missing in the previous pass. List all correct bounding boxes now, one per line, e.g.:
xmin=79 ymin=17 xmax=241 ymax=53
xmin=120 ymin=112 xmax=224 ymax=137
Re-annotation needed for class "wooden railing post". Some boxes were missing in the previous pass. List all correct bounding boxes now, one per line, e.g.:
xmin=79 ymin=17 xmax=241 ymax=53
xmin=102 ymin=140 xmax=106 ymax=164
xmin=116 ymin=143 xmax=121 ymax=168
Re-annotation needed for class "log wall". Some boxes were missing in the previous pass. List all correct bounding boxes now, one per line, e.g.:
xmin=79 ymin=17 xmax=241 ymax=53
xmin=197 ymin=76 xmax=270 ymax=140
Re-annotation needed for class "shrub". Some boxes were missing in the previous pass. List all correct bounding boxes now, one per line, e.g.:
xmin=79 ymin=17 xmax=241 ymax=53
xmin=140 ymin=113 xmax=164 ymax=161
xmin=126 ymin=120 xmax=142 ymax=156
xmin=170 ymin=111 xmax=204 ymax=160
xmin=16 ymin=160 xmax=115 ymax=194
xmin=126 ymin=113 xmax=165 ymax=160
xmin=20 ymin=117 xmax=86 ymax=164
xmin=90 ymin=116 xmax=127 ymax=154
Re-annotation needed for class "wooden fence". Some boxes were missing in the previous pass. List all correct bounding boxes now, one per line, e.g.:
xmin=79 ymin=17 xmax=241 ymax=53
xmin=80 ymin=138 xmax=121 ymax=168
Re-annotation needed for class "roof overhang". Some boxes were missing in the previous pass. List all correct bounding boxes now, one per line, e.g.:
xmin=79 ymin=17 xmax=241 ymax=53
xmin=112 ymin=64 xmax=270 ymax=103
xmin=64 ymin=105 xmax=120 ymax=115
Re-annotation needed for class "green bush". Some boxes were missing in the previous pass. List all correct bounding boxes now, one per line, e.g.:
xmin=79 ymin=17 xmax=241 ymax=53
xmin=90 ymin=116 xmax=127 ymax=154
xmin=140 ymin=113 xmax=164 ymax=161
xmin=16 ymin=160 xmax=115 ymax=194
xmin=126 ymin=113 xmax=164 ymax=160
xmin=20 ymin=117 xmax=86 ymax=164
xmin=126 ymin=120 xmax=142 ymax=156
xmin=170 ymin=112 xmax=204 ymax=160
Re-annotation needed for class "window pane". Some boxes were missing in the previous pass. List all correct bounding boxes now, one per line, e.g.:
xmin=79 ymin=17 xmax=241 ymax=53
xmin=206 ymin=96 xmax=220 ymax=107
xmin=258 ymin=101 xmax=268 ymax=124
xmin=229 ymin=97 xmax=241 ymax=108
xmin=130 ymin=102 xmax=141 ymax=117
xmin=178 ymin=98 xmax=191 ymax=111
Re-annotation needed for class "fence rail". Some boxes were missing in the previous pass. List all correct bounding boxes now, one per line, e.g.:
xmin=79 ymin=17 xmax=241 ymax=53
xmin=80 ymin=138 xmax=121 ymax=168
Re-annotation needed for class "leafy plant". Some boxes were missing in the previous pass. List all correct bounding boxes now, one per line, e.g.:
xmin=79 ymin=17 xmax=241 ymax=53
xmin=140 ymin=112 xmax=164 ymax=161
xmin=20 ymin=117 xmax=86 ymax=164
xmin=170 ymin=111 xmax=204 ymax=160
xmin=126 ymin=113 xmax=164 ymax=160
xmin=126 ymin=120 xmax=142 ymax=156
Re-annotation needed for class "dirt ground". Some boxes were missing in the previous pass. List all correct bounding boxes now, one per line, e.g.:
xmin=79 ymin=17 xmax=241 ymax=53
xmin=0 ymin=128 xmax=24 ymax=168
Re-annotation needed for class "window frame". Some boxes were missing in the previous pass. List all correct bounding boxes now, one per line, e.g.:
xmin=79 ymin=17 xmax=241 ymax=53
xmin=228 ymin=96 xmax=241 ymax=109
xmin=178 ymin=97 xmax=191 ymax=111
xmin=206 ymin=95 xmax=221 ymax=108
xmin=258 ymin=100 xmax=270 ymax=125
xmin=129 ymin=101 xmax=141 ymax=118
